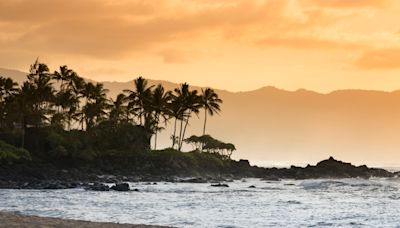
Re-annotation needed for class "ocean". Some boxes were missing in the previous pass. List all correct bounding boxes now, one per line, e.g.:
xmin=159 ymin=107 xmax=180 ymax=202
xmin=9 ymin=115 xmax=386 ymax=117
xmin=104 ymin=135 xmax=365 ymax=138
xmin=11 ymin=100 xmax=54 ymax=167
xmin=1 ymin=178 xmax=400 ymax=227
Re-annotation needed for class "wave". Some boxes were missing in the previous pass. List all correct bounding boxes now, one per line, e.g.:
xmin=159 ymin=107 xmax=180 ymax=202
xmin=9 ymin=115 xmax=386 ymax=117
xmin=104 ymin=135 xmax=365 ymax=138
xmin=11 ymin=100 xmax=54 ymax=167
xmin=300 ymin=179 xmax=387 ymax=190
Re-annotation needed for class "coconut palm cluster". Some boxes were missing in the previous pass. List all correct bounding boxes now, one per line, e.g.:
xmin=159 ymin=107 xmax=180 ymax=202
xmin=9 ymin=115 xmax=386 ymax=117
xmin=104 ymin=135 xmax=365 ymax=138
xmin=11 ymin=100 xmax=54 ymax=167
xmin=0 ymin=60 xmax=225 ymax=152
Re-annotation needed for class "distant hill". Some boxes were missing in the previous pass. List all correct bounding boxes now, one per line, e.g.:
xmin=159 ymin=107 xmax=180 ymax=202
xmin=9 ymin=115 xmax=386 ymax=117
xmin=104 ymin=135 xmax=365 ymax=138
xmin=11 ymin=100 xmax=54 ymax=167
xmin=1 ymin=67 xmax=400 ymax=167
xmin=0 ymin=68 xmax=28 ymax=84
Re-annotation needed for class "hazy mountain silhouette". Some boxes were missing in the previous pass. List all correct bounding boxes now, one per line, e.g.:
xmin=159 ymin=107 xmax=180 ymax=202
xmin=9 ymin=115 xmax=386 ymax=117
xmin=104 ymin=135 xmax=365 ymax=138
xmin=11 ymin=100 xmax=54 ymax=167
xmin=2 ymin=67 xmax=400 ymax=167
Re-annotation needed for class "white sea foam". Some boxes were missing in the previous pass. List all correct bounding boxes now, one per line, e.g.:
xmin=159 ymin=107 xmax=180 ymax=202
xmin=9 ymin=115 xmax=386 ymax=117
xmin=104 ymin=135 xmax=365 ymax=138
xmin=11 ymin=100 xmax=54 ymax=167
xmin=1 ymin=178 xmax=400 ymax=227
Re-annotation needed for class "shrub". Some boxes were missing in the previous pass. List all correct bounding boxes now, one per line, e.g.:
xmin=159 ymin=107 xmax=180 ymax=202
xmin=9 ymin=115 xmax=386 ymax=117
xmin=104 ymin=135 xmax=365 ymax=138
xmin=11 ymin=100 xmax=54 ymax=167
xmin=0 ymin=140 xmax=31 ymax=164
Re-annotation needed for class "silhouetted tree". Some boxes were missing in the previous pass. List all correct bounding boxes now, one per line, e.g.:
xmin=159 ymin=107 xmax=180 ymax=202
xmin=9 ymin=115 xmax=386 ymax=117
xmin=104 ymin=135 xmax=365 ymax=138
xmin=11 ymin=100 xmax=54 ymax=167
xmin=200 ymin=88 xmax=222 ymax=136
xmin=109 ymin=93 xmax=128 ymax=122
xmin=149 ymin=85 xmax=171 ymax=149
xmin=124 ymin=77 xmax=154 ymax=125
xmin=0 ymin=61 xmax=225 ymax=155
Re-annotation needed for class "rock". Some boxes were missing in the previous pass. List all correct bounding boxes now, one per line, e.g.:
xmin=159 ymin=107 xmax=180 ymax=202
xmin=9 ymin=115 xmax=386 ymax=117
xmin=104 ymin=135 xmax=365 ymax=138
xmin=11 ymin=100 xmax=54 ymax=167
xmin=85 ymin=183 xmax=109 ymax=191
xmin=133 ymin=188 xmax=140 ymax=192
xmin=111 ymin=182 xmax=130 ymax=191
xmin=238 ymin=159 xmax=250 ymax=167
xmin=248 ymin=185 xmax=256 ymax=188
xmin=211 ymin=183 xmax=229 ymax=187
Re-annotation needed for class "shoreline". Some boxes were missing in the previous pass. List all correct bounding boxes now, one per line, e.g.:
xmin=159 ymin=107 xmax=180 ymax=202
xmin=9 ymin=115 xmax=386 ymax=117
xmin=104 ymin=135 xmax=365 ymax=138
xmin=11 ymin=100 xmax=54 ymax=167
xmin=0 ymin=157 xmax=398 ymax=190
xmin=0 ymin=211 xmax=170 ymax=228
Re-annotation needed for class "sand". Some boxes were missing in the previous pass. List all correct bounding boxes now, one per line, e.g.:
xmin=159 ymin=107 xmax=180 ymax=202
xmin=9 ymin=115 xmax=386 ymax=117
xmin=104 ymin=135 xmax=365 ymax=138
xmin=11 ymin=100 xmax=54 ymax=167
xmin=0 ymin=212 xmax=170 ymax=228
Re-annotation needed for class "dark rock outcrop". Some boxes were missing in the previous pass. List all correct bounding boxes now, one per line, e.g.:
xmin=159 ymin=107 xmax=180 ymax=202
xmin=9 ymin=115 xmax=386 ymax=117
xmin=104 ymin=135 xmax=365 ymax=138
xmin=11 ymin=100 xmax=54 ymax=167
xmin=111 ymin=183 xmax=130 ymax=191
xmin=178 ymin=177 xmax=208 ymax=183
xmin=265 ymin=157 xmax=394 ymax=179
xmin=211 ymin=183 xmax=229 ymax=187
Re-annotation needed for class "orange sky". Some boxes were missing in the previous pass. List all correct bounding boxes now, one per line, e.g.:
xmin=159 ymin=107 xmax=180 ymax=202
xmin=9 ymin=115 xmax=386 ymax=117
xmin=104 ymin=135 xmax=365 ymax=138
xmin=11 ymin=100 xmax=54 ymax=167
xmin=1 ymin=0 xmax=400 ymax=92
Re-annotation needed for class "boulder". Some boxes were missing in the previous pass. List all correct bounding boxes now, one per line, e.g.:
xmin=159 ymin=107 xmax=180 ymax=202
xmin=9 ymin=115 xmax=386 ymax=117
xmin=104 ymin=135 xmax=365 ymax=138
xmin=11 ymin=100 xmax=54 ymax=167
xmin=211 ymin=183 xmax=229 ymax=187
xmin=179 ymin=177 xmax=207 ymax=183
xmin=111 ymin=182 xmax=130 ymax=191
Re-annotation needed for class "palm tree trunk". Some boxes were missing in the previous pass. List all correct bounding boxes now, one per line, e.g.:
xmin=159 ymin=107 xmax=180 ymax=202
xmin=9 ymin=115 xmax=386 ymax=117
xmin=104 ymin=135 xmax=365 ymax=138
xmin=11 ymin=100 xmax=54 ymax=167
xmin=139 ymin=107 xmax=143 ymax=125
xmin=203 ymin=110 xmax=207 ymax=136
xmin=178 ymin=116 xmax=184 ymax=150
xmin=154 ymin=130 xmax=158 ymax=150
xmin=172 ymin=118 xmax=177 ymax=148
xmin=179 ymin=111 xmax=191 ymax=151
xmin=154 ymin=115 xmax=159 ymax=150
xmin=81 ymin=113 xmax=84 ymax=130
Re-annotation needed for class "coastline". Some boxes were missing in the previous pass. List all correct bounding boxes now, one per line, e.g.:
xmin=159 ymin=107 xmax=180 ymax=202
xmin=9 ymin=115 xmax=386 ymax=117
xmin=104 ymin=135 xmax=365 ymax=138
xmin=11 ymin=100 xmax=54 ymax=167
xmin=0 ymin=211 xmax=170 ymax=228
xmin=0 ymin=156 xmax=397 ymax=190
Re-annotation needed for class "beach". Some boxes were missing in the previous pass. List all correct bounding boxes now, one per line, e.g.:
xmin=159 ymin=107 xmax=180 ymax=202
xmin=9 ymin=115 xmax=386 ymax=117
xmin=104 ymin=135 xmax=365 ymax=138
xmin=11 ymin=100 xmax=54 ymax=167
xmin=0 ymin=212 xmax=168 ymax=228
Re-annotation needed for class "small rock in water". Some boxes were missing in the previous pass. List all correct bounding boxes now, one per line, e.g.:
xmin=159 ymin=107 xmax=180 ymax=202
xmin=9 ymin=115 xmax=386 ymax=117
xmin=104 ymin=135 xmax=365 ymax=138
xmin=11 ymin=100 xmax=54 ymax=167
xmin=133 ymin=188 xmax=140 ymax=192
xmin=179 ymin=177 xmax=207 ymax=183
xmin=111 ymin=183 xmax=130 ymax=191
xmin=248 ymin=185 xmax=256 ymax=188
xmin=211 ymin=183 xmax=229 ymax=187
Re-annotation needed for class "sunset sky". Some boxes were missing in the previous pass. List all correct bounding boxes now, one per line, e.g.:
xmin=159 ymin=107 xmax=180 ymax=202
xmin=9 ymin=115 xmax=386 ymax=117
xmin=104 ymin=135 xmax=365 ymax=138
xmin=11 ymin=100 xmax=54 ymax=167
xmin=1 ymin=0 xmax=400 ymax=92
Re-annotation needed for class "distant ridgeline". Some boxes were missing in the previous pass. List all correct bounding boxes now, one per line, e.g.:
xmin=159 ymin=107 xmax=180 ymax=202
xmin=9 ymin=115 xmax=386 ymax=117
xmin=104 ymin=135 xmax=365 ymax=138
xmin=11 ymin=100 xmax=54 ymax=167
xmin=0 ymin=60 xmax=237 ymax=169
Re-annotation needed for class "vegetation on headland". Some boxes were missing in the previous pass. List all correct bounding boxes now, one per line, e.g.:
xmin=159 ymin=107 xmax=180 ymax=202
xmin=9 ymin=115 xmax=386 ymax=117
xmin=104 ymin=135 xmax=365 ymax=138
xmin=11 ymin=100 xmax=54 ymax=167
xmin=0 ymin=60 xmax=240 ymax=174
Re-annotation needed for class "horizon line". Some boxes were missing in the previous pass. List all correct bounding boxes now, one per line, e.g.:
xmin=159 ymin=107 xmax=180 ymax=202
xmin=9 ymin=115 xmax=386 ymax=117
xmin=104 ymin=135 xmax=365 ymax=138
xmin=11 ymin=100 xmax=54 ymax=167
xmin=2 ymin=67 xmax=400 ymax=95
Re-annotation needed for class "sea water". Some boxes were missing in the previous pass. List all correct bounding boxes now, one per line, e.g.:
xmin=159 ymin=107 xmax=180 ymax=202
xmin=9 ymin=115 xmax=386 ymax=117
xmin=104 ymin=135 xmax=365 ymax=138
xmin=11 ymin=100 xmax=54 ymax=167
xmin=1 ymin=178 xmax=400 ymax=227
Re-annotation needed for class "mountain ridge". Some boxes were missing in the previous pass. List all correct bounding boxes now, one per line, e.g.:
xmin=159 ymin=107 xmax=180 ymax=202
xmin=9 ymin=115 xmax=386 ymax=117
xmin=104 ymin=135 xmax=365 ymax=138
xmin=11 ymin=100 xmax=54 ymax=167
xmin=2 ymin=67 xmax=399 ymax=95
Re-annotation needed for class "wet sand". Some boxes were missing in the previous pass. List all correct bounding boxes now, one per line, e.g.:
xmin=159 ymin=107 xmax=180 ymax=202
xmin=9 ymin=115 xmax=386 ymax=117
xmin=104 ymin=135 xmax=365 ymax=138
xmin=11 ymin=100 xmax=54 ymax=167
xmin=0 ymin=212 xmax=170 ymax=228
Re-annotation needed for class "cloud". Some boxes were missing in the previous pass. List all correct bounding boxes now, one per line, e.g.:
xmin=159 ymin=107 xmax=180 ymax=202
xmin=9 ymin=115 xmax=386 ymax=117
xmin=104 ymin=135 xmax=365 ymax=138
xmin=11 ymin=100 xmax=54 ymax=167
xmin=158 ymin=49 xmax=199 ymax=64
xmin=0 ymin=0 xmax=346 ymax=58
xmin=305 ymin=0 xmax=390 ymax=8
xmin=0 ymin=0 xmax=398 ymax=66
xmin=257 ymin=35 xmax=366 ymax=49
xmin=355 ymin=49 xmax=400 ymax=69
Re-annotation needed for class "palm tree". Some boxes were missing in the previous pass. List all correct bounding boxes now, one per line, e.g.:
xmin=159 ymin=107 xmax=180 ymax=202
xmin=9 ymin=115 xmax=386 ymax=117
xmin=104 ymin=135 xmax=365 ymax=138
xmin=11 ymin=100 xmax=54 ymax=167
xmin=173 ymin=83 xmax=201 ymax=150
xmin=179 ymin=89 xmax=201 ymax=150
xmin=26 ymin=60 xmax=55 ymax=126
xmin=200 ymin=88 xmax=222 ymax=135
xmin=54 ymin=89 xmax=80 ymax=129
xmin=109 ymin=93 xmax=128 ymax=122
xmin=0 ymin=77 xmax=19 ymax=100
xmin=68 ymin=73 xmax=85 ymax=129
xmin=53 ymin=65 xmax=73 ymax=92
xmin=80 ymin=82 xmax=109 ymax=129
xmin=168 ymin=94 xmax=184 ymax=149
xmin=79 ymin=82 xmax=94 ymax=130
xmin=173 ymin=83 xmax=189 ymax=149
xmin=0 ymin=77 xmax=19 ymax=128
xmin=149 ymin=84 xmax=171 ymax=150
xmin=124 ymin=77 xmax=154 ymax=126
